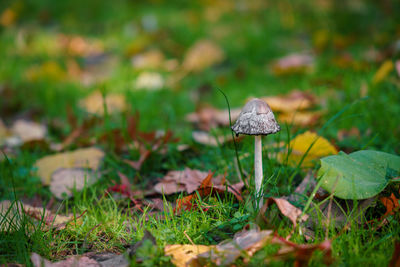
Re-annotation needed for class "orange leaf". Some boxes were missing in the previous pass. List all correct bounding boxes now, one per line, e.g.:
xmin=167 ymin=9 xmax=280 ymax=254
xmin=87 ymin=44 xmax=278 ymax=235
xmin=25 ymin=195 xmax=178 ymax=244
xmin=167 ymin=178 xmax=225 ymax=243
xmin=380 ymin=192 xmax=400 ymax=217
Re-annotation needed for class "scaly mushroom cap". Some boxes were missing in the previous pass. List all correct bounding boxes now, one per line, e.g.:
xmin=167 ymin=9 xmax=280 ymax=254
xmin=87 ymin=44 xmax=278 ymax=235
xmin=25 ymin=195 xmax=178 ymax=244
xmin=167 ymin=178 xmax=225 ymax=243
xmin=231 ymin=98 xmax=280 ymax=136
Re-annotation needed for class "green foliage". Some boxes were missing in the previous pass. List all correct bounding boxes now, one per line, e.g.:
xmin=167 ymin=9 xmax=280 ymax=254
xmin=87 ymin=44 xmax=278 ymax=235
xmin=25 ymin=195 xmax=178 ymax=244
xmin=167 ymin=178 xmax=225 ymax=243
xmin=318 ymin=150 xmax=400 ymax=199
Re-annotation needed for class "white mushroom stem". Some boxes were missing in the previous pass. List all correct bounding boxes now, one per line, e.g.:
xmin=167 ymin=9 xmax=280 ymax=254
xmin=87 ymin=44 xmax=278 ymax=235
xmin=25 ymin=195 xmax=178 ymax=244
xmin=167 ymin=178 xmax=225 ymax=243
xmin=254 ymin=135 xmax=263 ymax=208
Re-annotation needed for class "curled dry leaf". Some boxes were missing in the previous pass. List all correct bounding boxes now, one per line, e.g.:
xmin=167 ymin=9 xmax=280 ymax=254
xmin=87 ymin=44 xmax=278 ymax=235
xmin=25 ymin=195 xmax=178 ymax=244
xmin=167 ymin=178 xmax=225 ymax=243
xmin=259 ymin=198 xmax=308 ymax=229
xmin=135 ymin=71 xmax=164 ymax=90
xmin=80 ymin=91 xmax=126 ymax=116
xmin=50 ymin=168 xmax=99 ymax=199
xmin=278 ymin=131 xmax=338 ymax=168
xmin=271 ymin=53 xmax=314 ymax=75
xmin=182 ymin=39 xmax=225 ymax=72
xmin=34 ymin=147 xmax=104 ymax=185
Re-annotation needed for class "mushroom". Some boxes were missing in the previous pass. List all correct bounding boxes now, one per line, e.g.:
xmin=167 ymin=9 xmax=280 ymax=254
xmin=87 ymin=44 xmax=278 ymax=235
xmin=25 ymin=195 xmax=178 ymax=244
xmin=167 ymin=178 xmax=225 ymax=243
xmin=231 ymin=98 xmax=280 ymax=208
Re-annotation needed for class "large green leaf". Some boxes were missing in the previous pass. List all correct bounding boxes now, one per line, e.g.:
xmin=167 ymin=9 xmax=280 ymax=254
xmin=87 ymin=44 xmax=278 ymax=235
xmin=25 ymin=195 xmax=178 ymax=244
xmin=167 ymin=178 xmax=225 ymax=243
xmin=318 ymin=150 xmax=400 ymax=199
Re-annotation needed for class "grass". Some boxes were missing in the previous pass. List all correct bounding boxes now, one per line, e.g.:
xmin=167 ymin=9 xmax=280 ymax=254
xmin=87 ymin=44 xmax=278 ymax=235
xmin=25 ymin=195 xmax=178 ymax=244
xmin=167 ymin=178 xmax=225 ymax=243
xmin=1 ymin=0 xmax=400 ymax=266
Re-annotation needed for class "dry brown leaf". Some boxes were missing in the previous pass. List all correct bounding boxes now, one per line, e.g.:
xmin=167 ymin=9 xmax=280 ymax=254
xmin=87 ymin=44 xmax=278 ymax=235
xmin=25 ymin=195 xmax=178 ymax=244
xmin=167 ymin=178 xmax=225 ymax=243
xmin=337 ymin=127 xmax=360 ymax=141
xmin=278 ymin=131 xmax=338 ymax=168
xmin=195 ymin=228 xmax=332 ymax=266
xmin=134 ymin=72 xmax=164 ymax=90
xmin=192 ymin=131 xmax=239 ymax=146
xmin=165 ymin=244 xmax=212 ymax=267
xmin=35 ymin=147 xmax=105 ymax=185
xmin=50 ymin=168 xmax=99 ymax=199
xmin=186 ymin=106 xmax=241 ymax=131
xmin=0 ymin=200 xmax=78 ymax=232
xmin=279 ymin=111 xmax=321 ymax=127
xmin=80 ymin=91 xmax=126 ymax=115
xmin=183 ymin=40 xmax=225 ymax=72
xmin=11 ymin=120 xmax=47 ymax=142
xmin=154 ymin=168 xmax=220 ymax=195
xmin=57 ymin=34 xmax=104 ymax=57
xmin=260 ymin=198 xmax=308 ymax=229
xmin=31 ymin=253 xmax=99 ymax=267
xmin=271 ymin=53 xmax=314 ymax=75
xmin=261 ymin=90 xmax=317 ymax=113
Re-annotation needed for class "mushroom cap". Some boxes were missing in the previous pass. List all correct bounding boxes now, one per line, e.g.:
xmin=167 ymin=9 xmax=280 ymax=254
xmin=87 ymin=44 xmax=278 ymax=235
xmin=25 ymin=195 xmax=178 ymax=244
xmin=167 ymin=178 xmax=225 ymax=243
xmin=231 ymin=98 xmax=280 ymax=136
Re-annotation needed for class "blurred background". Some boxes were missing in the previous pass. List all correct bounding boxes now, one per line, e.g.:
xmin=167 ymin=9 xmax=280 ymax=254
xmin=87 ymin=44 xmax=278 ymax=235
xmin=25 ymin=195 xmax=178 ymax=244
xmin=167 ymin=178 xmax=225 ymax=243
xmin=0 ymin=0 xmax=400 ymax=152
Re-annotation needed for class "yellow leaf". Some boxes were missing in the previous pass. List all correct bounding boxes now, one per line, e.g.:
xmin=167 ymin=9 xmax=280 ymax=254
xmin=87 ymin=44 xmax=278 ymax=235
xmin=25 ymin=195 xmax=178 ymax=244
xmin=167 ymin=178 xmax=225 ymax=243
xmin=278 ymin=131 xmax=338 ymax=167
xmin=80 ymin=91 xmax=126 ymax=115
xmin=35 ymin=147 xmax=104 ymax=185
xmin=0 ymin=8 xmax=16 ymax=27
xmin=373 ymin=60 xmax=393 ymax=84
xmin=164 ymin=244 xmax=213 ymax=267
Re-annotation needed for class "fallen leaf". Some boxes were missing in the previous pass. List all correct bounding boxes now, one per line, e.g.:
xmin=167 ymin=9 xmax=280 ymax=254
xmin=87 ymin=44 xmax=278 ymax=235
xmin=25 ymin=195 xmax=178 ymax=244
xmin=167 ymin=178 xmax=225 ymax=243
xmin=380 ymin=191 xmax=400 ymax=217
xmin=279 ymin=111 xmax=321 ymax=127
xmin=182 ymin=39 xmax=225 ymax=72
xmin=131 ymin=49 xmax=165 ymax=70
xmin=31 ymin=253 xmax=100 ymax=267
xmin=34 ymin=147 xmax=105 ymax=185
xmin=271 ymin=53 xmax=314 ymax=75
xmin=261 ymin=90 xmax=317 ymax=113
xmin=0 ymin=200 xmax=80 ymax=232
xmin=0 ymin=8 xmax=16 ymax=27
xmin=135 ymin=72 xmax=164 ymax=90
xmin=192 ymin=131 xmax=239 ymax=146
xmin=50 ymin=168 xmax=99 ymax=199
xmin=373 ymin=60 xmax=394 ymax=84
xmin=58 ymin=34 xmax=104 ymax=57
xmin=174 ymin=172 xmax=243 ymax=212
xmin=11 ymin=120 xmax=47 ymax=142
xmin=337 ymin=127 xmax=360 ymax=141
xmin=164 ymin=244 xmax=212 ymax=267
xmin=185 ymin=105 xmax=241 ymax=131
xmin=80 ymin=91 xmax=126 ymax=115
xmin=194 ymin=228 xmax=332 ymax=266
xmin=154 ymin=168 xmax=218 ymax=195
xmin=278 ymin=131 xmax=338 ymax=167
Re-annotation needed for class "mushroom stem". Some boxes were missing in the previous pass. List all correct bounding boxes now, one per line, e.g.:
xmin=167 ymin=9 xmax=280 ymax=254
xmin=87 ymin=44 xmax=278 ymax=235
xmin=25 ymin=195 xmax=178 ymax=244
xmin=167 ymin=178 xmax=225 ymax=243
xmin=254 ymin=135 xmax=263 ymax=208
